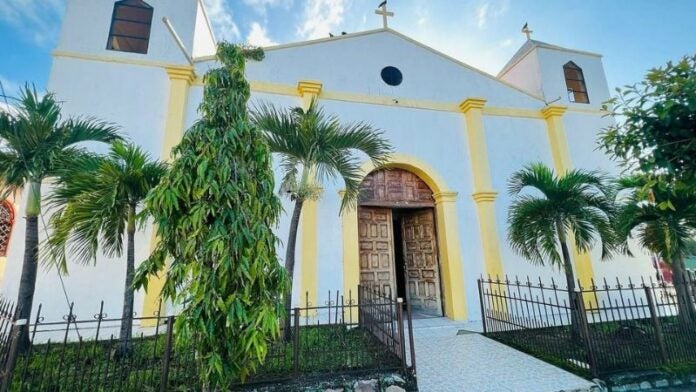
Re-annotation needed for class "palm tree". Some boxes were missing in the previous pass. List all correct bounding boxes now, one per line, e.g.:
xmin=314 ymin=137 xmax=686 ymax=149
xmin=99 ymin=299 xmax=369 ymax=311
xmin=615 ymin=176 xmax=696 ymax=325
xmin=507 ymin=163 xmax=619 ymax=331
xmin=45 ymin=142 xmax=166 ymax=354
xmin=251 ymin=100 xmax=392 ymax=337
xmin=0 ymin=86 xmax=120 ymax=348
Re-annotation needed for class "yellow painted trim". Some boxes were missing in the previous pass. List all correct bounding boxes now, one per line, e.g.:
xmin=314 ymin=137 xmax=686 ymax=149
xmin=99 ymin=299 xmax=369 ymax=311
xmin=483 ymin=107 xmax=542 ymax=119
xmin=459 ymin=99 xmax=505 ymax=280
xmin=194 ymin=79 xmax=607 ymax=120
xmin=297 ymin=80 xmax=323 ymax=97
xmin=342 ymin=153 xmax=468 ymax=320
xmin=459 ymin=97 xmax=487 ymax=113
xmin=541 ymin=105 xmax=595 ymax=289
xmin=299 ymin=200 xmax=319 ymax=308
xmin=52 ymin=50 xmax=188 ymax=71
xmin=340 ymin=193 xmax=360 ymax=301
xmin=141 ymin=67 xmax=195 ymax=326
xmin=297 ymin=80 xmax=323 ymax=110
xmin=472 ymin=191 xmax=498 ymax=203
xmin=293 ymin=80 xmax=323 ymax=309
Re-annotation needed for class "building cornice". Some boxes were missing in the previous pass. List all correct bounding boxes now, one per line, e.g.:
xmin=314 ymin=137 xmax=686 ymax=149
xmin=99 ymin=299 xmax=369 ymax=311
xmin=458 ymin=98 xmax=488 ymax=114
xmin=541 ymin=105 xmax=568 ymax=119
xmin=297 ymin=80 xmax=323 ymax=97
xmin=472 ymin=191 xmax=498 ymax=203
xmin=433 ymin=191 xmax=459 ymax=204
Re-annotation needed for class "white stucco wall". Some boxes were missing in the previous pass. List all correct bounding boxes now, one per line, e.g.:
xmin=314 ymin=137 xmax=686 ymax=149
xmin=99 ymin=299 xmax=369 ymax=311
xmin=0 ymin=6 xmax=658 ymax=324
xmin=498 ymin=50 xmax=544 ymax=99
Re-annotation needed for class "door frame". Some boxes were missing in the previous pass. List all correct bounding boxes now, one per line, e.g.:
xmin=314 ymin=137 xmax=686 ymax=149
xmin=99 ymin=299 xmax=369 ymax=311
xmin=343 ymin=154 xmax=468 ymax=320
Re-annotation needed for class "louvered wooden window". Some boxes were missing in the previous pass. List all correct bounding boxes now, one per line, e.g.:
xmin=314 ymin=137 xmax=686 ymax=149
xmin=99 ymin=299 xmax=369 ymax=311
xmin=106 ymin=0 xmax=154 ymax=54
xmin=564 ymin=61 xmax=589 ymax=104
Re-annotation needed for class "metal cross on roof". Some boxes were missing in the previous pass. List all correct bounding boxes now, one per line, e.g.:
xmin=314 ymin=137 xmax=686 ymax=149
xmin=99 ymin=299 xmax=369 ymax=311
xmin=375 ymin=1 xmax=394 ymax=28
xmin=522 ymin=22 xmax=533 ymax=40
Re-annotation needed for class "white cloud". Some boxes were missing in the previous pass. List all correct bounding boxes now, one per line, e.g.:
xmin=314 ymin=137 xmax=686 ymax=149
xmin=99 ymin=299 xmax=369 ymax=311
xmin=499 ymin=38 xmax=514 ymax=47
xmin=203 ymin=0 xmax=241 ymax=42
xmin=476 ymin=3 xmax=489 ymax=28
xmin=247 ymin=22 xmax=277 ymax=47
xmin=296 ymin=0 xmax=347 ymax=40
xmin=0 ymin=0 xmax=64 ymax=46
xmin=243 ymin=0 xmax=293 ymax=16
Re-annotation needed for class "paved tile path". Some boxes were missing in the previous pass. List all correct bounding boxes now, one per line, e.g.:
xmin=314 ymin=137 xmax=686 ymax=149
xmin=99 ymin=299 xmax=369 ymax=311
xmin=410 ymin=317 xmax=597 ymax=392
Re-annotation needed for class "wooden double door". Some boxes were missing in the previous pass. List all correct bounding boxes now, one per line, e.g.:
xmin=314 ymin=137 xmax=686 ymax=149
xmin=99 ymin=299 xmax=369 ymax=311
xmin=358 ymin=206 xmax=443 ymax=317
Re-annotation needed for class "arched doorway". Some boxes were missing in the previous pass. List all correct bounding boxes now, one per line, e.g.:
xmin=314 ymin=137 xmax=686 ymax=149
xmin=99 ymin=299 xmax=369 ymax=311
xmin=357 ymin=168 xmax=444 ymax=317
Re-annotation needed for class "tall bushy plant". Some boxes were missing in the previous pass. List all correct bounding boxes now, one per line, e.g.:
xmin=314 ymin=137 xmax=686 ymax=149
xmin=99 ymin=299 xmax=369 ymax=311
xmin=134 ymin=44 xmax=287 ymax=386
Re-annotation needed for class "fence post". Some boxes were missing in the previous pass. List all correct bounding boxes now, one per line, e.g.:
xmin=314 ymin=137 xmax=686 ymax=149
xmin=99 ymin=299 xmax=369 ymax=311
xmin=574 ymin=292 xmax=598 ymax=378
xmin=644 ymin=286 xmax=669 ymax=365
xmin=357 ymin=285 xmax=363 ymax=328
xmin=404 ymin=295 xmax=417 ymax=376
xmin=0 ymin=319 xmax=26 ymax=392
xmin=477 ymin=279 xmax=488 ymax=334
xmin=396 ymin=298 xmax=407 ymax=374
xmin=292 ymin=308 xmax=300 ymax=378
xmin=159 ymin=316 xmax=175 ymax=392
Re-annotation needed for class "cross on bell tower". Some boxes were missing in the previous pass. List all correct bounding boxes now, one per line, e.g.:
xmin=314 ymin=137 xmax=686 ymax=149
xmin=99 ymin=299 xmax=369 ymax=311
xmin=375 ymin=1 xmax=394 ymax=28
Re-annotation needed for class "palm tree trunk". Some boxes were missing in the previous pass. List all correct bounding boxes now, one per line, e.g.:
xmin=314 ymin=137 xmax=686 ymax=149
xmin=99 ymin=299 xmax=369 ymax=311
xmin=117 ymin=204 xmax=137 ymax=357
xmin=16 ymin=182 xmax=41 ymax=352
xmin=556 ymin=221 xmax=581 ymax=338
xmin=671 ymin=257 xmax=695 ymax=326
xmin=283 ymin=198 xmax=304 ymax=342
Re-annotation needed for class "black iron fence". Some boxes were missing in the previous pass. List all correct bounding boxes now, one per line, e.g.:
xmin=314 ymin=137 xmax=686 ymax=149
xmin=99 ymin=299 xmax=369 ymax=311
xmin=0 ymin=286 xmax=415 ymax=391
xmin=478 ymin=275 xmax=696 ymax=378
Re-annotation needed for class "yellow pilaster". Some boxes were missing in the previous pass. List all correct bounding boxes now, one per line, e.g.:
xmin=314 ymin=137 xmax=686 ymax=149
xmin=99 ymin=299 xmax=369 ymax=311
xmin=433 ymin=192 xmax=468 ymax=320
xmin=340 ymin=191 xmax=360 ymax=321
xmin=141 ymin=66 xmax=195 ymax=326
xmin=296 ymin=80 xmax=323 ymax=308
xmin=541 ymin=105 xmax=595 ymax=289
xmin=459 ymin=98 xmax=505 ymax=280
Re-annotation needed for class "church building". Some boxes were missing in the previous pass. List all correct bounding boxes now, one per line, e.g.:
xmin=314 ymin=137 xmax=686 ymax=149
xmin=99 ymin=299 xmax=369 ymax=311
xmin=0 ymin=0 xmax=655 ymax=324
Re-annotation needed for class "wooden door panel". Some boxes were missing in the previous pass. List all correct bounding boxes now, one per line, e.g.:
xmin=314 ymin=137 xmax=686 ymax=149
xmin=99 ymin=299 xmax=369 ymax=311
xmin=358 ymin=207 xmax=396 ymax=296
xmin=402 ymin=209 xmax=442 ymax=316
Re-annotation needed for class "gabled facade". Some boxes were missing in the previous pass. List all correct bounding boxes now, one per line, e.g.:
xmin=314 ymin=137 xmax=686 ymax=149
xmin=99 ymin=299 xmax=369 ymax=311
xmin=0 ymin=1 xmax=655 ymax=326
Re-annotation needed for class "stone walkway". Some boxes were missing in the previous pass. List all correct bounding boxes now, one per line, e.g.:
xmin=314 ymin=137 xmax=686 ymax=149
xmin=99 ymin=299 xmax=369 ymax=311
xmin=410 ymin=317 xmax=598 ymax=392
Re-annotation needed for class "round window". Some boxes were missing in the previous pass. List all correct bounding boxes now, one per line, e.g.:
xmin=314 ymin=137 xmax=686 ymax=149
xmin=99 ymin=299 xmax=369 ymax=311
xmin=381 ymin=66 xmax=403 ymax=86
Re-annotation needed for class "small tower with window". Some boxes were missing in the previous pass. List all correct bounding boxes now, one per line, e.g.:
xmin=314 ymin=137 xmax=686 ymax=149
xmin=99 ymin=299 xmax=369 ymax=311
xmin=54 ymin=0 xmax=215 ymax=63
xmin=498 ymin=38 xmax=610 ymax=107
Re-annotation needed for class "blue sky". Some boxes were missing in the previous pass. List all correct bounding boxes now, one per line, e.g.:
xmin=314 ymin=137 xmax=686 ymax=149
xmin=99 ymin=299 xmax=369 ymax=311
xmin=0 ymin=0 xmax=695 ymax=101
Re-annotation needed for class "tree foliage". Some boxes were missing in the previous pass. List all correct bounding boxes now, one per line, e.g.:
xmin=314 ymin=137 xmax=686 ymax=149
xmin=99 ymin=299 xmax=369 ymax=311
xmin=507 ymin=163 xmax=619 ymax=272
xmin=46 ymin=142 xmax=167 ymax=353
xmin=0 ymin=86 xmax=120 ymax=349
xmin=250 ymin=99 xmax=391 ymax=340
xmin=615 ymin=176 xmax=696 ymax=267
xmin=600 ymin=55 xmax=696 ymax=183
xmin=615 ymin=175 xmax=696 ymax=323
xmin=134 ymin=44 xmax=288 ymax=386
xmin=251 ymin=99 xmax=392 ymax=211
